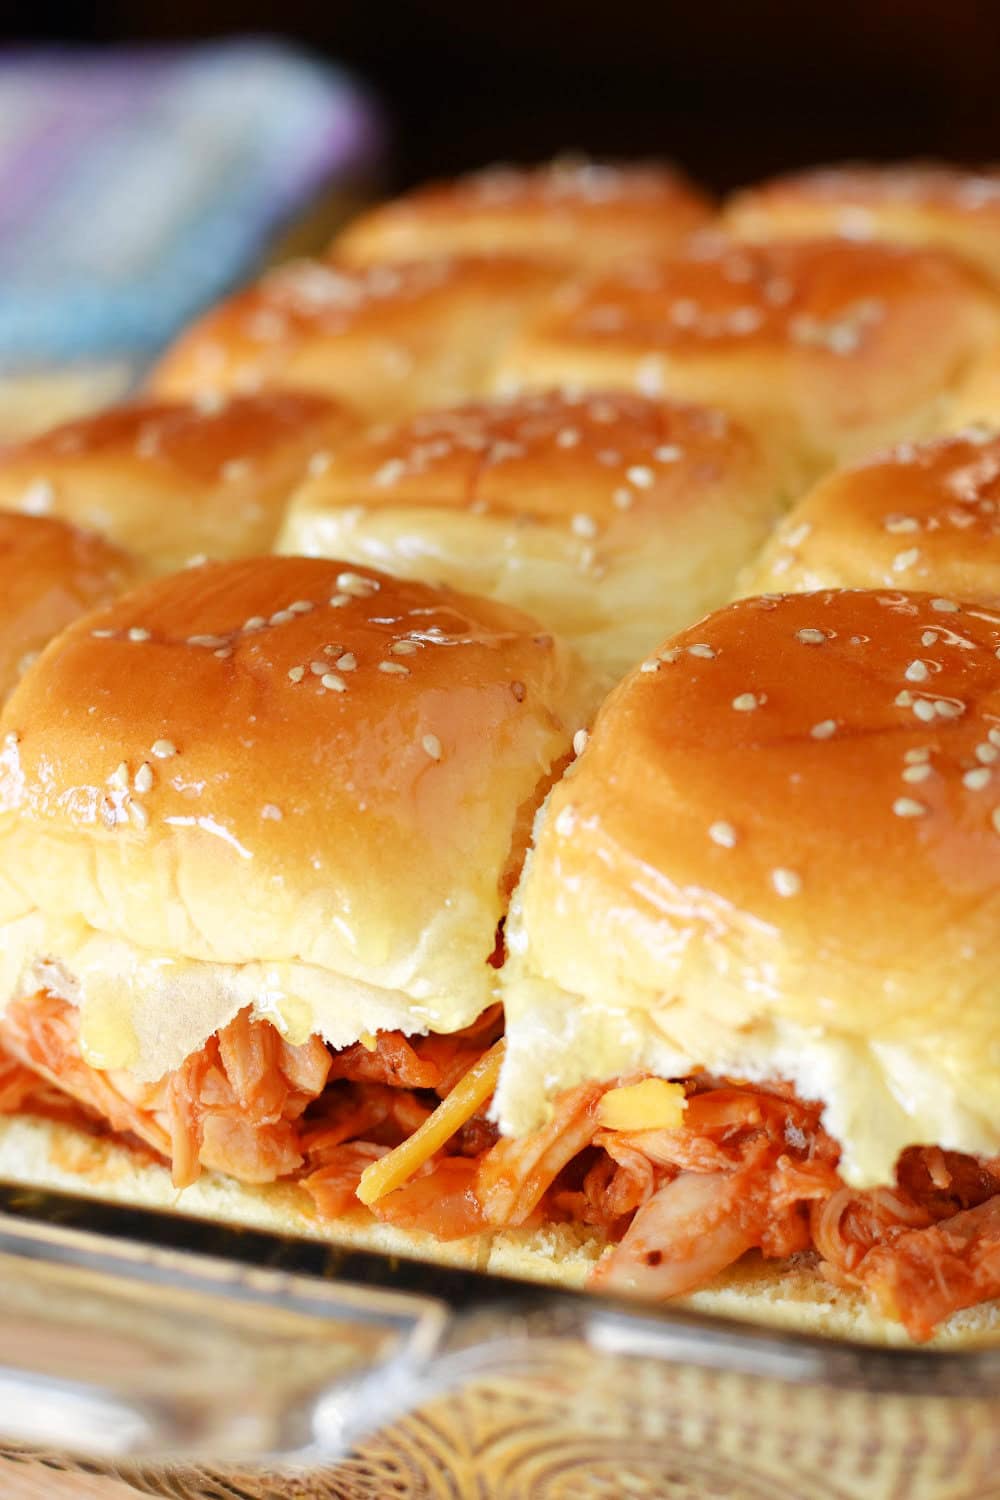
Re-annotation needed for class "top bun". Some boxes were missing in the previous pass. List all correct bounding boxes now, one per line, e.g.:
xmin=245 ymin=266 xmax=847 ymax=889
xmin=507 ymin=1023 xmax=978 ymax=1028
xmin=0 ymin=392 xmax=359 ymax=574
xmin=334 ymin=158 xmax=713 ymax=270
xmin=279 ymin=389 xmax=783 ymax=682
xmin=741 ymin=428 xmax=1000 ymax=601
xmin=492 ymin=235 xmax=1000 ymax=489
xmin=725 ymin=162 xmax=1000 ymax=279
xmin=0 ymin=557 xmax=591 ymax=1082
xmin=497 ymin=588 xmax=1000 ymax=1189
xmin=148 ymin=256 xmax=564 ymax=421
xmin=0 ymin=512 xmax=137 ymax=702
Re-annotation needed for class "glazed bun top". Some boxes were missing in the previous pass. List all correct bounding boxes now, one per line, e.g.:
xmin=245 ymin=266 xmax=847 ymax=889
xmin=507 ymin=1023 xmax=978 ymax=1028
xmin=741 ymin=428 xmax=1000 ymax=602
xmin=0 ymin=557 xmax=590 ymax=1081
xmin=0 ymin=512 xmax=138 ymax=703
xmin=725 ymin=162 xmax=1000 ymax=278
xmin=333 ymin=158 xmax=713 ymax=269
xmin=497 ymin=588 xmax=1000 ymax=1187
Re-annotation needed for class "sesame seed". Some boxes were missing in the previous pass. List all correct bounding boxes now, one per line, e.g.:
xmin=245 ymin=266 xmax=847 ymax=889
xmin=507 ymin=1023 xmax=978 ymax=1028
xmin=329 ymin=593 xmax=350 ymax=608
xmin=379 ymin=661 xmax=409 ymax=676
xmin=904 ymin=748 xmax=931 ymax=763
xmin=771 ymin=868 xmax=801 ymax=897
xmin=390 ymin=640 xmax=419 ymax=654
xmin=992 ymin=808 xmax=1000 ymax=835
xmin=732 ymin=692 xmax=760 ymax=711
xmin=796 ymin=628 xmax=826 ymax=645
xmin=269 ymin=610 xmax=294 ymax=627
xmin=337 ymin=572 xmax=378 ymax=598
xmin=554 ymin=805 xmax=576 ymax=837
xmin=977 ymin=743 xmax=999 ymax=763
xmin=884 ymin=515 xmax=919 ymax=534
xmin=243 ymin=616 xmax=267 ymax=632
xmin=18 ymin=478 xmax=54 ymax=515
xmin=287 ymin=666 xmax=306 ymax=683
xmin=930 ymin=598 xmax=960 ymax=613
xmin=709 ymin=820 xmax=737 ymax=848
xmin=921 ymin=631 xmax=938 ymax=647
xmin=935 ymin=700 xmax=964 ymax=719
xmin=902 ymin=763 xmax=932 ymax=784
xmin=612 ymin=487 xmax=634 ymax=510
xmin=990 ymin=727 xmax=1000 ymax=748
xmin=912 ymin=699 xmax=936 ymax=722
xmin=151 ymin=739 xmax=177 ymax=759
xmin=904 ymin=659 xmax=930 ymax=682
xmin=965 ymin=767 xmax=991 ymax=790
xmin=895 ymin=690 xmax=914 ymax=706
xmin=571 ymin=512 xmax=598 ymax=538
xmin=214 ymin=647 xmax=232 ymax=659
xmin=893 ymin=797 xmax=927 ymax=818
xmin=288 ymin=600 xmax=315 ymax=615
xmin=91 ymin=629 xmax=115 ymax=639
xmin=221 ymin=458 xmax=250 ymax=482
xmin=108 ymin=763 xmax=129 ymax=790
xmin=373 ymin=458 xmax=407 ymax=486
xmin=310 ymin=661 xmax=329 ymax=675
xmin=307 ymin=450 xmax=331 ymax=477
xmin=422 ymin=733 xmax=443 ymax=760
xmin=321 ymin=672 xmax=346 ymax=692
xmin=556 ymin=427 xmax=581 ymax=448
xmin=188 ymin=634 xmax=229 ymax=649
xmin=626 ymin=465 xmax=654 ymax=488
xmin=128 ymin=802 xmax=148 ymax=831
xmin=810 ymin=719 xmax=836 ymax=739
xmin=261 ymin=804 xmax=283 ymax=820
xmin=654 ymin=444 xmax=682 ymax=462
xmin=336 ymin=653 xmax=357 ymax=671
xmin=639 ymin=660 xmax=659 ymax=673
xmin=784 ymin=522 xmax=812 ymax=548
xmin=573 ymin=728 xmax=589 ymax=756
xmin=128 ymin=628 xmax=151 ymax=643
xmin=133 ymin=763 xmax=154 ymax=794
xmin=687 ymin=643 xmax=716 ymax=659
xmin=658 ymin=647 xmax=682 ymax=663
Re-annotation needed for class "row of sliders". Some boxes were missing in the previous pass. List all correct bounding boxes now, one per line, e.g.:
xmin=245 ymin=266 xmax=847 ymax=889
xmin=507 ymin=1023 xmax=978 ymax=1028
xmin=1 ymin=159 xmax=1000 ymax=1347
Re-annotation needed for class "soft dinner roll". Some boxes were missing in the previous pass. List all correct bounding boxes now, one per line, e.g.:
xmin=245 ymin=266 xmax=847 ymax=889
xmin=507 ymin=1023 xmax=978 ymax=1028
xmin=741 ymin=429 xmax=1000 ymax=600
xmin=149 ymin=255 xmax=564 ymax=421
xmin=278 ymin=389 xmax=784 ymax=682
xmin=725 ymin=162 xmax=1000 ymax=280
xmin=0 ymin=392 xmax=359 ymax=575
xmin=0 ymin=512 xmax=138 ymax=702
xmin=0 ymin=555 xmax=589 ymax=1082
xmin=493 ymin=235 xmax=1000 ymax=489
xmin=333 ymin=158 xmax=713 ymax=270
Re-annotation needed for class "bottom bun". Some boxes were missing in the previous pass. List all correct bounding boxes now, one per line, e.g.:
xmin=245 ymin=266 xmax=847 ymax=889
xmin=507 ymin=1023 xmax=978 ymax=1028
xmin=0 ymin=1112 xmax=996 ymax=1349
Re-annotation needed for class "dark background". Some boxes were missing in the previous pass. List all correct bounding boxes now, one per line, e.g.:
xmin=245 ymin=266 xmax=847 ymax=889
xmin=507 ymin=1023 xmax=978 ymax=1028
xmin=9 ymin=1 xmax=1000 ymax=193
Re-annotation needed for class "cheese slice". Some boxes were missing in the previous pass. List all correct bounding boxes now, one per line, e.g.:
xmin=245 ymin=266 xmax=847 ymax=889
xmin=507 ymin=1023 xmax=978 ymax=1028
xmin=596 ymin=1078 xmax=687 ymax=1132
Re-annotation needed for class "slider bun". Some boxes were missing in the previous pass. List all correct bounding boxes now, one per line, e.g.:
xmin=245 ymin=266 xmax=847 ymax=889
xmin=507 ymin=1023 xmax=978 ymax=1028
xmin=725 ymin=162 xmax=1000 ymax=280
xmin=0 ymin=557 xmax=591 ymax=1081
xmin=279 ymin=390 xmax=784 ymax=682
xmin=0 ymin=512 xmax=138 ymax=703
xmin=333 ymin=158 xmax=713 ymax=270
xmin=1 ymin=1112 xmax=995 ymax=1347
xmin=497 ymin=589 xmax=1000 ymax=1188
xmin=0 ymin=393 xmax=359 ymax=575
xmin=149 ymin=256 xmax=564 ymax=421
xmin=493 ymin=236 xmax=1000 ymax=488
xmin=741 ymin=430 xmax=1000 ymax=600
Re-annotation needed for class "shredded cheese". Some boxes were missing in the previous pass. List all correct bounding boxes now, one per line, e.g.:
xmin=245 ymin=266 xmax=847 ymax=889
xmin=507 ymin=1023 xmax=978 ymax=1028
xmin=357 ymin=1038 xmax=505 ymax=1206
xmin=596 ymin=1078 xmax=686 ymax=1132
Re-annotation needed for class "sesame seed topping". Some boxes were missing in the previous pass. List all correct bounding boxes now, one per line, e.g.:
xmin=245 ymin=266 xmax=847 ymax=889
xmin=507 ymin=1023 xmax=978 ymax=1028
xmin=307 ymin=451 xmax=331 ymax=477
xmin=893 ymin=548 xmax=920 ymax=571
xmin=895 ymin=690 xmax=914 ymax=707
xmin=128 ymin=628 xmax=151 ymax=643
xmin=771 ymin=868 xmax=801 ymax=897
xmin=321 ymin=672 xmax=346 ymax=692
xmin=571 ymin=512 xmax=598 ymax=538
xmin=977 ymin=742 xmax=999 ymax=763
xmin=904 ymin=659 xmax=930 ymax=682
xmin=287 ymin=666 xmax=306 ymax=683
xmin=390 ymin=640 xmax=419 ymax=655
xmin=310 ymin=661 xmax=329 ymax=675
xmin=709 ymin=820 xmax=737 ymax=848
xmin=18 ymin=478 xmax=54 ymax=515
xmin=639 ymin=660 xmax=659 ymax=673
xmin=920 ymin=631 xmax=938 ymax=647
xmin=990 ymin=727 xmax=1000 ymax=748
xmin=108 ymin=763 xmax=129 ymax=790
xmin=796 ymin=628 xmax=826 ymax=645
xmin=732 ymin=692 xmax=760 ymax=712
xmin=261 ymin=804 xmax=283 ymax=820
xmin=904 ymin=747 xmax=930 ymax=763
xmin=133 ymin=763 xmax=154 ymax=794
xmin=128 ymin=802 xmax=148 ymax=831
xmin=329 ymin=593 xmax=350 ymax=608
xmin=269 ymin=610 xmax=294 ymax=627
xmin=902 ymin=763 xmax=932 ymax=784
xmin=573 ymin=728 xmax=589 ymax=756
xmin=965 ymin=767 xmax=992 ymax=790
xmin=373 ymin=458 xmax=407 ymax=487
xmin=379 ymin=661 xmax=410 ymax=676
xmin=626 ymin=465 xmax=654 ymax=488
xmin=992 ymin=808 xmax=1000 ymax=835
xmin=221 ymin=458 xmax=250 ymax=482
xmin=556 ymin=427 xmax=580 ymax=448
xmin=884 ymin=515 xmax=919 ymax=534
xmin=930 ymin=598 xmax=960 ymax=613
xmin=336 ymin=572 xmax=379 ymax=598
xmin=784 ymin=522 xmax=812 ymax=548
xmin=612 ymin=487 xmax=634 ymax=510
xmin=654 ymin=444 xmax=682 ymax=462
xmin=91 ymin=629 xmax=115 ymax=639
xmin=810 ymin=719 xmax=836 ymax=739
xmin=934 ymin=700 xmax=964 ymax=719
xmin=912 ymin=699 xmax=936 ymax=722
xmin=893 ymin=797 xmax=927 ymax=818
xmin=243 ymin=616 xmax=267 ymax=632
xmin=188 ymin=634 xmax=229 ymax=649
xmin=288 ymin=600 xmax=315 ymax=615
xmin=687 ymin=643 xmax=716 ymax=659
xmin=150 ymin=740 xmax=177 ymax=760
xmin=336 ymin=653 xmax=357 ymax=671
xmin=422 ymin=733 xmax=443 ymax=760
xmin=554 ymin=805 xmax=576 ymax=837
xmin=658 ymin=647 xmax=682 ymax=663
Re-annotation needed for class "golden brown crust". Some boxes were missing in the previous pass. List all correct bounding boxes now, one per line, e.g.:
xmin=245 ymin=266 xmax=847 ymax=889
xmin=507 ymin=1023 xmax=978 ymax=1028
xmin=333 ymin=158 xmax=713 ymax=269
xmin=148 ymin=256 xmax=564 ymax=420
xmin=279 ymin=389 xmax=783 ymax=679
xmin=0 ymin=513 xmax=137 ymax=703
xmin=493 ymin=236 xmax=1000 ymax=487
xmin=742 ymin=430 xmax=1000 ymax=600
xmin=497 ymin=589 xmax=1000 ymax=1184
xmin=725 ymin=162 xmax=1000 ymax=278
xmin=0 ymin=393 xmax=359 ymax=574
xmin=0 ymin=556 xmax=591 ymax=1076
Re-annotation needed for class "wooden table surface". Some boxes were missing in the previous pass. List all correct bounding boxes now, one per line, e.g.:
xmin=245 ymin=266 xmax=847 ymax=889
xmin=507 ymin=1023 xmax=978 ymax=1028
xmin=5 ymin=1470 xmax=140 ymax=1498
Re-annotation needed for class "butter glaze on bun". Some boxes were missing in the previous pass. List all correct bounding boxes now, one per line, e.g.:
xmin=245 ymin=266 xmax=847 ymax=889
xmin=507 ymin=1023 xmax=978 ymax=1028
xmin=725 ymin=162 xmax=1000 ymax=279
xmin=0 ymin=393 xmax=359 ymax=574
xmin=279 ymin=389 xmax=784 ymax=681
xmin=493 ymin=236 xmax=1000 ymax=488
xmin=333 ymin=158 xmax=713 ymax=270
xmin=741 ymin=429 xmax=1000 ymax=601
xmin=0 ymin=556 xmax=590 ymax=1081
xmin=0 ymin=512 xmax=138 ymax=702
xmin=148 ymin=256 xmax=564 ymax=421
xmin=497 ymin=589 xmax=1000 ymax=1187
